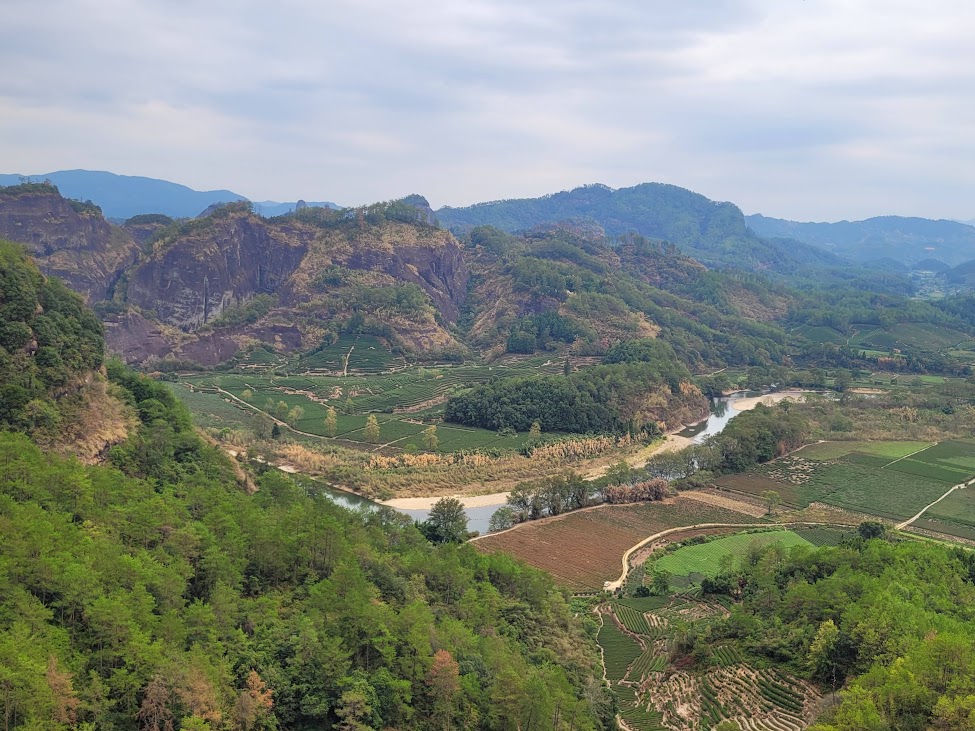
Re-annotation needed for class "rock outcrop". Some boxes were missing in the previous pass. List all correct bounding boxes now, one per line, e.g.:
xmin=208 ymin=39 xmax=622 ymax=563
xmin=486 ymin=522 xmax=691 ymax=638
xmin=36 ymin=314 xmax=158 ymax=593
xmin=0 ymin=184 xmax=139 ymax=302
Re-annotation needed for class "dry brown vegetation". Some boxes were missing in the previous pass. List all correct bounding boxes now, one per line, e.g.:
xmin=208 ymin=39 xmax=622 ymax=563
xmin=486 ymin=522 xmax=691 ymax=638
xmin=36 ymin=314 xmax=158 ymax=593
xmin=46 ymin=376 xmax=136 ymax=464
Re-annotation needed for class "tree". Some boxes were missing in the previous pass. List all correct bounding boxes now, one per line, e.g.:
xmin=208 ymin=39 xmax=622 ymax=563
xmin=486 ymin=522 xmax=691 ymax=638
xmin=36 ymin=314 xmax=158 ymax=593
xmin=137 ymin=676 xmax=175 ymax=731
xmin=286 ymin=405 xmax=304 ymax=427
xmin=252 ymin=413 xmax=274 ymax=440
xmin=529 ymin=420 xmax=542 ymax=440
xmin=426 ymin=498 xmax=468 ymax=543
xmin=271 ymin=424 xmax=281 ymax=439
xmin=233 ymin=670 xmax=273 ymax=731
xmin=651 ymin=570 xmax=671 ymax=596
xmin=858 ymin=521 xmax=886 ymax=541
xmin=761 ymin=489 xmax=781 ymax=515
xmin=47 ymin=655 xmax=80 ymax=727
xmin=606 ymin=459 xmax=633 ymax=485
xmin=426 ymin=650 xmax=460 ymax=731
xmin=422 ymin=425 xmax=438 ymax=451
xmin=364 ymin=415 xmax=380 ymax=444
xmin=808 ymin=620 xmax=841 ymax=696
xmin=488 ymin=506 xmax=516 ymax=532
xmin=275 ymin=401 xmax=289 ymax=420
xmin=324 ymin=406 xmax=338 ymax=437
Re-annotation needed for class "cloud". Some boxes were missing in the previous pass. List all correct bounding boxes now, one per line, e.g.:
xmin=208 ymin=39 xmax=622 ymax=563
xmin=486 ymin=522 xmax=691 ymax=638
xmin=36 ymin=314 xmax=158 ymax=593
xmin=1 ymin=0 xmax=973 ymax=219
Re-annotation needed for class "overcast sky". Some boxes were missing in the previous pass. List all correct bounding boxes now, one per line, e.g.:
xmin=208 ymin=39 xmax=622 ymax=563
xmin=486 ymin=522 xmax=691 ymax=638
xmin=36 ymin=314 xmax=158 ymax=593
xmin=2 ymin=0 xmax=973 ymax=220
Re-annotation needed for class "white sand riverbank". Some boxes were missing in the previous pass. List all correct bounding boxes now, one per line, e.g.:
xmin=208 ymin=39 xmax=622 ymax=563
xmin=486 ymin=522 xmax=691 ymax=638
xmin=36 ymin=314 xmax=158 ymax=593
xmin=730 ymin=391 xmax=807 ymax=411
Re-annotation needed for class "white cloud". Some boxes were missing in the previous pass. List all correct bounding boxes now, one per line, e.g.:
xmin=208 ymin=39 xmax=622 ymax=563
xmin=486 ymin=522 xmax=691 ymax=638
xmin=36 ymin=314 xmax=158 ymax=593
xmin=1 ymin=0 xmax=973 ymax=219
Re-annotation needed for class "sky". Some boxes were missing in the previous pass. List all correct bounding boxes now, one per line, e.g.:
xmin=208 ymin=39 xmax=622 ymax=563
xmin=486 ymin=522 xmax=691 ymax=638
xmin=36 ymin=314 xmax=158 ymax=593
xmin=2 ymin=0 xmax=974 ymax=221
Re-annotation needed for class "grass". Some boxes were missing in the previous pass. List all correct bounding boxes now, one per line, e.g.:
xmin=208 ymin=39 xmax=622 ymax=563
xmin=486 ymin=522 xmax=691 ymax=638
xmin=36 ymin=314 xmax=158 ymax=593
xmin=654 ymin=531 xmax=814 ymax=585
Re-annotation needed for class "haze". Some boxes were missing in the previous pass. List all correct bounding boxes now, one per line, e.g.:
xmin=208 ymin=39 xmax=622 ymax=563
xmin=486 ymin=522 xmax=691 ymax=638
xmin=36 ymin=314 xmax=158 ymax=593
xmin=3 ymin=0 xmax=973 ymax=220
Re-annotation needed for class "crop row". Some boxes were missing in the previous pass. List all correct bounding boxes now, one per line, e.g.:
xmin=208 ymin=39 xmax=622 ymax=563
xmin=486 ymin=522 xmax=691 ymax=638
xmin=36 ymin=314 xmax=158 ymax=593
xmin=757 ymin=679 xmax=804 ymax=713
xmin=618 ymin=706 xmax=667 ymax=731
xmin=711 ymin=645 xmax=742 ymax=667
xmin=613 ymin=603 xmax=653 ymax=635
xmin=628 ymin=649 xmax=666 ymax=680
xmin=597 ymin=618 xmax=642 ymax=682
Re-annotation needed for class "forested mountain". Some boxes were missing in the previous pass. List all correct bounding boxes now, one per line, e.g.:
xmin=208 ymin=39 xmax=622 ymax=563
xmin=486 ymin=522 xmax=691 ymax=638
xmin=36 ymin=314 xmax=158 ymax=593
xmin=0 ymin=248 xmax=612 ymax=730
xmin=6 ymin=181 xmax=975 ymax=378
xmin=746 ymin=213 xmax=975 ymax=266
xmin=437 ymin=183 xmax=841 ymax=274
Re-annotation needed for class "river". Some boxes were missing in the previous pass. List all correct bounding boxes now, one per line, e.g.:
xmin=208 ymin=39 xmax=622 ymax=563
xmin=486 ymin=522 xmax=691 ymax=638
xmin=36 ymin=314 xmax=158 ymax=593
xmin=303 ymin=391 xmax=765 ymax=535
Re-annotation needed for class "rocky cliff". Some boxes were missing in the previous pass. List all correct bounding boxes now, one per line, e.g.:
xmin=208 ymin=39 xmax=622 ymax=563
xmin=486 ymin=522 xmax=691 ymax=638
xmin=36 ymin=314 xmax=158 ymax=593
xmin=126 ymin=206 xmax=311 ymax=330
xmin=0 ymin=184 xmax=139 ymax=302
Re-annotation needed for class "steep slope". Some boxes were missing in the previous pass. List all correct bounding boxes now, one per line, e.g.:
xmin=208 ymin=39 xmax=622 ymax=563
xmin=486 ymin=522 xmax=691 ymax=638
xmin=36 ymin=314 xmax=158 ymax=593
xmin=106 ymin=199 xmax=469 ymax=366
xmin=461 ymin=224 xmax=795 ymax=370
xmin=438 ymin=182 xmax=841 ymax=274
xmin=747 ymin=213 xmax=975 ymax=266
xmin=0 ymin=261 xmax=610 ymax=731
xmin=0 ymin=241 xmax=133 ymax=457
xmin=0 ymin=183 xmax=140 ymax=302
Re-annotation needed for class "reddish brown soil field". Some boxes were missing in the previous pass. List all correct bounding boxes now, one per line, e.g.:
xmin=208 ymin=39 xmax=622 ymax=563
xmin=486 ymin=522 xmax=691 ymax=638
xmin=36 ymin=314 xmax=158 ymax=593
xmin=473 ymin=496 xmax=757 ymax=591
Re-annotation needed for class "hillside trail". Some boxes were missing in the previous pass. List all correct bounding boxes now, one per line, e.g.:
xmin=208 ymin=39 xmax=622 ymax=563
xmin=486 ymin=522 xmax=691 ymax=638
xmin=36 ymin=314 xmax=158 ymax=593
xmin=896 ymin=475 xmax=975 ymax=530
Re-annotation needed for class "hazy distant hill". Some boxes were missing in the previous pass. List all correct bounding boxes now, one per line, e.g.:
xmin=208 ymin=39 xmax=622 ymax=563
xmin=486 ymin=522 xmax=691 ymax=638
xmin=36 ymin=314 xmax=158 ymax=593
xmin=252 ymin=200 xmax=341 ymax=217
xmin=0 ymin=169 xmax=339 ymax=219
xmin=437 ymin=182 xmax=841 ymax=274
xmin=746 ymin=214 xmax=975 ymax=266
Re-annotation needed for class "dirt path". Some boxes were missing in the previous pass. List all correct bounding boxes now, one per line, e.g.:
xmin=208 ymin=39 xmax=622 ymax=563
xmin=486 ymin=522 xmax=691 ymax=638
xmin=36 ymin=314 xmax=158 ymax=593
xmin=883 ymin=442 xmax=937 ymax=468
xmin=604 ymin=520 xmax=861 ymax=592
xmin=896 ymin=475 xmax=975 ymax=530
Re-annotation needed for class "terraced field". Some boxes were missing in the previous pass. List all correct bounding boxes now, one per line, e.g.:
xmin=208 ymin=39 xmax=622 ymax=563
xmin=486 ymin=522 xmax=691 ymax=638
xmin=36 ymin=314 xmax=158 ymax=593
xmin=598 ymin=596 xmax=820 ymax=731
xmin=174 ymin=353 xmax=578 ymax=452
xmin=473 ymin=497 xmax=759 ymax=591
xmin=715 ymin=440 xmax=975 ymax=522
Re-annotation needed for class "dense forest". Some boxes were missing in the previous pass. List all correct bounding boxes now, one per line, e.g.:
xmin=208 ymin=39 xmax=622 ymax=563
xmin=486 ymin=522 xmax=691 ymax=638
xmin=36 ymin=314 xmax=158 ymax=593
xmin=444 ymin=341 xmax=705 ymax=434
xmin=699 ymin=536 xmax=975 ymax=731
xmin=0 ymin=241 xmax=104 ymax=438
xmin=0 ymin=249 xmax=612 ymax=730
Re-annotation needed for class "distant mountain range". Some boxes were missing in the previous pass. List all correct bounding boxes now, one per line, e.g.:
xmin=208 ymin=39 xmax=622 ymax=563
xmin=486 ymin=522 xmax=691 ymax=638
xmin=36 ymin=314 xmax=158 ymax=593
xmin=745 ymin=214 xmax=975 ymax=267
xmin=0 ymin=169 xmax=338 ymax=219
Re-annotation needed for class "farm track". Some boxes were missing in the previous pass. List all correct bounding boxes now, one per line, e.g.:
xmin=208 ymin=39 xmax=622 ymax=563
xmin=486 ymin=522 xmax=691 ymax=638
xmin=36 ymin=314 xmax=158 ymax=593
xmin=606 ymin=520 xmax=867 ymax=591
xmin=896 ymin=475 xmax=975 ymax=530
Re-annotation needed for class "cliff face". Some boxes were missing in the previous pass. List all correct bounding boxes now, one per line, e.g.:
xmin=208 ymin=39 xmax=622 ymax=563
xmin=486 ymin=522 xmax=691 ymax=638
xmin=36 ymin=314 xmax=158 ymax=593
xmin=127 ymin=215 xmax=311 ymax=330
xmin=0 ymin=188 xmax=472 ymax=366
xmin=107 ymin=206 xmax=470 ymax=365
xmin=0 ymin=186 xmax=139 ymax=302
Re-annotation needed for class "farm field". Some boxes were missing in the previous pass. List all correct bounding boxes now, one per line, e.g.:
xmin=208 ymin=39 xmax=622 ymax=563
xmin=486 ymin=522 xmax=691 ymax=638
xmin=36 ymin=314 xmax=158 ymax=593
xmin=715 ymin=440 xmax=975 ymax=521
xmin=791 ymin=321 xmax=975 ymax=366
xmin=173 ymin=351 xmax=579 ymax=453
xmin=651 ymin=528 xmax=851 ymax=590
xmin=597 ymin=596 xmax=820 ymax=731
xmin=473 ymin=497 xmax=760 ymax=591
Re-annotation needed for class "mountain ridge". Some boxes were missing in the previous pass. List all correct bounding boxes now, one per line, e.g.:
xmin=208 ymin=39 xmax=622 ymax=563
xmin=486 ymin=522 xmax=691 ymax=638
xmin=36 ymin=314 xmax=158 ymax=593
xmin=746 ymin=213 xmax=975 ymax=266
xmin=0 ymin=169 xmax=339 ymax=219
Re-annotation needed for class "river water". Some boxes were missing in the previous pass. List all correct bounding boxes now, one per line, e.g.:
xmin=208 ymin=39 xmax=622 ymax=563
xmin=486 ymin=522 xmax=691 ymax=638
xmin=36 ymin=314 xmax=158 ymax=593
xmin=306 ymin=391 xmax=760 ymax=535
